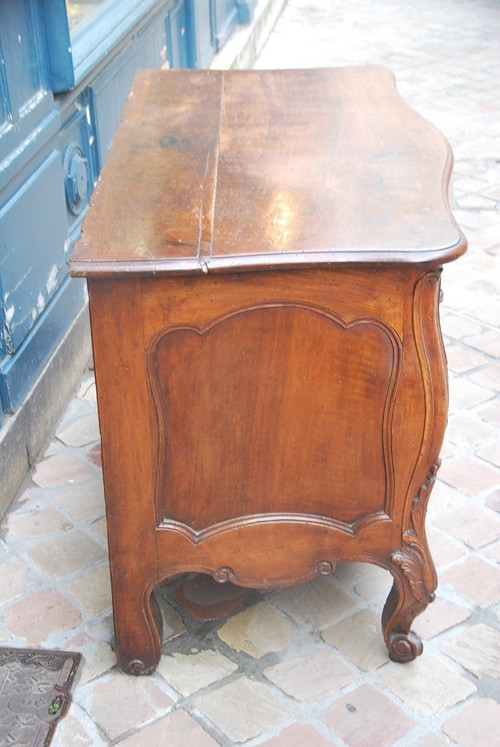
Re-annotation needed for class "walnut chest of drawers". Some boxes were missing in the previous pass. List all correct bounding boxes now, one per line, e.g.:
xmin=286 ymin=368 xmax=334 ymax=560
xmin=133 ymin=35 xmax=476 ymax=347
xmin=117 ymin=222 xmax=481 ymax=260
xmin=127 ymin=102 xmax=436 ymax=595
xmin=70 ymin=67 xmax=466 ymax=674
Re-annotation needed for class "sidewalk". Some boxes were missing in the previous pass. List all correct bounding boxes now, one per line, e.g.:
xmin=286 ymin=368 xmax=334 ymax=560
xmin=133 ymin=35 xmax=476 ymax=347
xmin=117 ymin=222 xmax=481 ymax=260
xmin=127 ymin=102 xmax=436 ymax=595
xmin=1 ymin=1 xmax=499 ymax=744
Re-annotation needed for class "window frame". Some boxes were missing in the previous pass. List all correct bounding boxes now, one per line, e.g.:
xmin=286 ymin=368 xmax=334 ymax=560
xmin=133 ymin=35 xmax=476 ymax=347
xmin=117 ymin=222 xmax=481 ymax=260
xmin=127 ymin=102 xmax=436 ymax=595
xmin=68 ymin=0 xmax=170 ymax=85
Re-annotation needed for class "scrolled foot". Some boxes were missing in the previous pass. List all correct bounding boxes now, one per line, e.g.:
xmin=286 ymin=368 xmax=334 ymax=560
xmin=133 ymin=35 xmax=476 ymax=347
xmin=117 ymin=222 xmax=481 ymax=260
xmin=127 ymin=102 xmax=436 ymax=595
xmin=125 ymin=658 xmax=158 ymax=676
xmin=387 ymin=630 xmax=423 ymax=663
xmin=382 ymin=462 xmax=440 ymax=663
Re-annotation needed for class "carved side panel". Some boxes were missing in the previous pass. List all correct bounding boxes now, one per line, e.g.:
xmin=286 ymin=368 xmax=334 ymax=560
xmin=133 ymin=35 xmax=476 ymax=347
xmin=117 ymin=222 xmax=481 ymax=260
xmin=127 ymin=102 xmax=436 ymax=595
xmin=404 ymin=269 xmax=448 ymax=524
xmin=147 ymin=303 xmax=401 ymax=539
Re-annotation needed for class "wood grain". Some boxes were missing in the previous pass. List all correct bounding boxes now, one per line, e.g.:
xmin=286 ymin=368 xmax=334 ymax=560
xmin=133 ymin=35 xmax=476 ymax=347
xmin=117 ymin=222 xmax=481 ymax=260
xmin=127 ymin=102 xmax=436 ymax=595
xmin=70 ymin=68 xmax=465 ymax=277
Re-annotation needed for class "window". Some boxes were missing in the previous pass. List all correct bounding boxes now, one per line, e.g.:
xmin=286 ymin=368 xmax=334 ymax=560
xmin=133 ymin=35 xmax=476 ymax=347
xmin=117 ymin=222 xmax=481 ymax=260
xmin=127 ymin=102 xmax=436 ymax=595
xmin=65 ymin=1 xmax=117 ymax=32
xmin=65 ymin=0 xmax=164 ymax=84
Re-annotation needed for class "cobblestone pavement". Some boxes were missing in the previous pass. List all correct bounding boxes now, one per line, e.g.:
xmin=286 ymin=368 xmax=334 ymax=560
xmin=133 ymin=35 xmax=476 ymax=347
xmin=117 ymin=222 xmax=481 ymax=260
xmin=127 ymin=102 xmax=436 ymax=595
xmin=1 ymin=1 xmax=499 ymax=744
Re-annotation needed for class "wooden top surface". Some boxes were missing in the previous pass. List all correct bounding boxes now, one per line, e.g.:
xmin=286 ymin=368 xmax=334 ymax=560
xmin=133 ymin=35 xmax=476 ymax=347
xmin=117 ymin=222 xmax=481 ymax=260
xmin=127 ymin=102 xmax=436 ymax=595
xmin=70 ymin=67 xmax=466 ymax=277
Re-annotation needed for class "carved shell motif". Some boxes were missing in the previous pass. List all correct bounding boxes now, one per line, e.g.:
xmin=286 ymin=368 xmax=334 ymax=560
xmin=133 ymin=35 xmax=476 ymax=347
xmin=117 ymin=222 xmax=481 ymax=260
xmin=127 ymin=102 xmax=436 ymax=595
xmin=391 ymin=546 xmax=434 ymax=605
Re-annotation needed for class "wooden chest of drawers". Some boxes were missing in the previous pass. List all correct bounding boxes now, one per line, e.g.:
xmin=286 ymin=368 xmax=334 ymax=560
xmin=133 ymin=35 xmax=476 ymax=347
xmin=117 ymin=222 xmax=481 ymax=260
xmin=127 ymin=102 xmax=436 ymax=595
xmin=70 ymin=67 xmax=466 ymax=674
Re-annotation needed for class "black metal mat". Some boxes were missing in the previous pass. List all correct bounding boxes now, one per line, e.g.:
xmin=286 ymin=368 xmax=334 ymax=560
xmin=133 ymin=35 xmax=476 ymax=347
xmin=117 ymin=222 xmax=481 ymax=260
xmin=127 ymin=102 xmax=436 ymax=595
xmin=0 ymin=647 xmax=82 ymax=746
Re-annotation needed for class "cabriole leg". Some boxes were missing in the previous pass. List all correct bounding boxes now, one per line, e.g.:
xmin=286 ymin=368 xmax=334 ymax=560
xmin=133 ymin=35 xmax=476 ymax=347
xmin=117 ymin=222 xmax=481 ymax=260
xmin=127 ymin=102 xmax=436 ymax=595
xmin=382 ymin=543 xmax=436 ymax=662
xmin=112 ymin=582 xmax=163 ymax=675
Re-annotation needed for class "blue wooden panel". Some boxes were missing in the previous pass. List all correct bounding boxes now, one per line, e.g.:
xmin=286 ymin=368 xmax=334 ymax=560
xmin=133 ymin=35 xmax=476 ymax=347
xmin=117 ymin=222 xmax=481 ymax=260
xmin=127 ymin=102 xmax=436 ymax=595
xmin=189 ymin=0 xmax=242 ymax=65
xmin=59 ymin=86 xmax=100 ymax=238
xmin=92 ymin=19 xmax=170 ymax=160
xmin=40 ymin=0 xmax=75 ymax=92
xmin=0 ymin=0 xmax=73 ymax=98
xmin=236 ymin=0 xmax=257 ymax=24
xmin=0 ymin=1 xmax=55 ymax=182
xmin=0 ymin=276 xmax=7 ymax=358
xmin=0 ymin=36 xmax=9 ymax=128
xmin=212 ymin=0 xmax=238 ymax=51
xmin=166 ymin=0 xmax=192 ymax=69
xmin=190 ymin=0 xmax=214 ymax=68
xmin=0 ymin=151 xmax=69 ymax=352
xmin=0 ymin=1 xmax=44 ymax=115
xmin=0 ymin=276 xmax=85 ymax=412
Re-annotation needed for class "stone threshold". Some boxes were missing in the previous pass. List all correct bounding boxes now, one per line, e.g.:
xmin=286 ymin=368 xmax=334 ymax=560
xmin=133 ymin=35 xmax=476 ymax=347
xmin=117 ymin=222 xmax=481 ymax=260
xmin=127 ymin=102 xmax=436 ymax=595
xmin=0 ymin=306 xmax=92 ymax=520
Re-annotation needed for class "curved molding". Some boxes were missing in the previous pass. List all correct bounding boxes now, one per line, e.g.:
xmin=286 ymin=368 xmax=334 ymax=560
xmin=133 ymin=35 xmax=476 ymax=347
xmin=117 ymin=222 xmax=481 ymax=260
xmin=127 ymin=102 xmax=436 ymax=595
xmin=405 ymin=271 xmax=448 ymax=524
xmin=158 ymin=509 xmax=392 ymax=544
xmin=212 ymin=558 xmax=336 ymax=586
xmin=147 ymin=301 xmax=402 ymax=539
xmin=414 ymin=271 xmax=446 ymax=449
xmin=147 ymin=300 xmax=402 ymax=351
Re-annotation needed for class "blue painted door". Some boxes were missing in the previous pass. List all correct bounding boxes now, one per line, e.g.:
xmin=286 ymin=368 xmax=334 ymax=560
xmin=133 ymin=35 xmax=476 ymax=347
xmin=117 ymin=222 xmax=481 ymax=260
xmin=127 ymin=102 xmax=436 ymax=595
xmin=0 ymin=0 xmax=75 ymax=418
xmin=0 ymin=0 xmax=256 ymax=422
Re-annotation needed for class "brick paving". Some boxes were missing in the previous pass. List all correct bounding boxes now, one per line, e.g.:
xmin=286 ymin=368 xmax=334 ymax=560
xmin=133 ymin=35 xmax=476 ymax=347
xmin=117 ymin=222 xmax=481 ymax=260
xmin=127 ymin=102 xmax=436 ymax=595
xmin=1 ymin=1 xmax=499 ymax=744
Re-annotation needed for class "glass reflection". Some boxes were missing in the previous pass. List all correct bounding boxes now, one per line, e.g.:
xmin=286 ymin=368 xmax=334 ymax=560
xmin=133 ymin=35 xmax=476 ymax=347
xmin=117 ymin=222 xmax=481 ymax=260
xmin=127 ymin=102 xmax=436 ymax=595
xmin=65 ymin=0 xmax=114 ymax=32
xmin=265 ymin=191 xmax=297 ymax=250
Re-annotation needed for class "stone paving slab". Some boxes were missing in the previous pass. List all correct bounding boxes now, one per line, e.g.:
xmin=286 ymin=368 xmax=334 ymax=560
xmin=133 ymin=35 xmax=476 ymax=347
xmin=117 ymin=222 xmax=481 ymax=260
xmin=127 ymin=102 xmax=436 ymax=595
xmin=324 ymin=684 xmax=417 ymax=747
xmin=0 ymin=0 xmax=499 ymax=744
xmin=196 ymin=677 xmax=292 ymax=743
xmin=263 ymin=649 xmax=356 ymax=703
xmin=441 ymin=699 xmax=500 ymax=747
